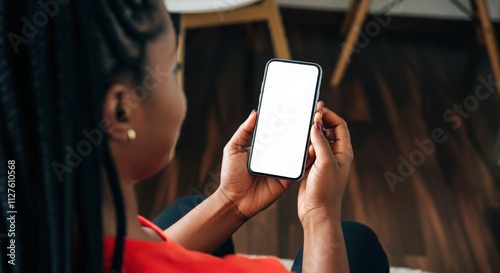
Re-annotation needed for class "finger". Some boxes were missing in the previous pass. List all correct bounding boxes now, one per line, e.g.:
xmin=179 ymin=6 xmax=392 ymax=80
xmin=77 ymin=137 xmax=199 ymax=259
xmin=307 ymin=144 xmax=315 ymax=161
xmin=313 ymin=109 xmax=323 ymax=124
xmin=323 ymin=127 xmax=335 ymax=141
xmin=227 ymin=110 xmax=257 ymax=151
xmin=321 ymin=107 xmax=351 ymax=145
xmin=306 ymin=144 xmax=315 ymax=170
xmin=316 ymin=100 xmax=324 ymax=112
xmin=278 ymin=179 xmax=293 ymax=189
xmin=307 ymin=107 xmax=323 ymax=160
xmin=305 ymin=157 xmax=314 ymax=170
xmin=309 ymin=111 xmax=335 ymax=165
xmin=321 ymin=107 xmax=353 ymax=164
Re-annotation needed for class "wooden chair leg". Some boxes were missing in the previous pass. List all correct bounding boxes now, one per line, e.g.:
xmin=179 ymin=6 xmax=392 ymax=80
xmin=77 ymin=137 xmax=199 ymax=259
xmin=264 ymin=0 xmax=291 ymax=59
xmin=469 ymin=0 xmax=485 ymax=45
xmin=331 ymin=0 xmax=372 ymax=87
xmin=341 ymin=0 xmax=361 ymax=36
xmin=177 ymin=15 xmax=186 ymax=87
xmin=475 ymin=0 xmax=500 ymax=94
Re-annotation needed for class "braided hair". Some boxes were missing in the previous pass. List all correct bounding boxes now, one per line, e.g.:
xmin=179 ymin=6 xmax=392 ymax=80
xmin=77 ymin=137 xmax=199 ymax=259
xmin=0 ymin=1 xmax=167 ymax=272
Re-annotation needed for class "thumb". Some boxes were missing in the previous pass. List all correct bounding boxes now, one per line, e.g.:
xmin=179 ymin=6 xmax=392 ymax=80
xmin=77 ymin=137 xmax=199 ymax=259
xmin=310 ymin=119 xmax=334 ymax=164
xmin=226 ymin=110 xmax=257 ymax=151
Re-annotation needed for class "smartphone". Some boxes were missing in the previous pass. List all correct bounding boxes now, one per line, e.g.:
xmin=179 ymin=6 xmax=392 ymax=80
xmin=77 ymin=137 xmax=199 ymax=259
xmin=248 ymin=59 xmax=322 ymax=180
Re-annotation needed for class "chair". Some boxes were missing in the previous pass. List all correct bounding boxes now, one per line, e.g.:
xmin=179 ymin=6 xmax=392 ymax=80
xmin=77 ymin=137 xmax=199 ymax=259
xmin=331 ymin=0 xmax=500 ymax=95
xmin=331 ymin=0 xmax=372 ymax=88
xmin=165 ymin=0 xmax=291 ymax=86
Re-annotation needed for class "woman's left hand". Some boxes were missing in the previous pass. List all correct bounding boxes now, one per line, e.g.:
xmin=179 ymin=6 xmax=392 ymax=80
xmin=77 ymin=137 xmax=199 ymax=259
xmin=217 ymin=110 xmax=293 ymax=220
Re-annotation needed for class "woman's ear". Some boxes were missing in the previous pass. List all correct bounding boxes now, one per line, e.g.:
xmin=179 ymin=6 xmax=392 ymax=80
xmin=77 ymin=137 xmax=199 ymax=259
xmin=103 ymin=83 xmax=136 ymax=143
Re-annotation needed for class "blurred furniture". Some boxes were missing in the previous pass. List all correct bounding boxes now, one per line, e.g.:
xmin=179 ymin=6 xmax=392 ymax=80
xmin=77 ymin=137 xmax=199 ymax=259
xmin=470 ymin=0 xmax=500 ymax=94
xmin=331 ymin=0 xmax=372 ymax=88
xmin=166 ymin=0 xmax=291 ymax=86
xmin=331 ymin=0 xmax=500 ymax=94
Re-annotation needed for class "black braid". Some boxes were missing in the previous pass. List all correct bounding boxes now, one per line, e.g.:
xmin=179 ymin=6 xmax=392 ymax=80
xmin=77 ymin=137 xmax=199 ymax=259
xmin=103 ymin=139 xmax=127 ymax=272
xmin=0 ymin=0 xmax=167 ymax=273
xmin=53 ymin=1 xmax=77 ymax=271
xmin=73 ymin=1 xmax=105 ymax=271
xmin=26 ymin=0 xmax=62 ymax=270
xmin=108 ymin=0 xmax=165 ymax=41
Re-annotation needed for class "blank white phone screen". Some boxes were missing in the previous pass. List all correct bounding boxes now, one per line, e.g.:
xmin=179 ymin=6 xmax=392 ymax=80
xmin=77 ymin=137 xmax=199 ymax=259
xmin=250 ymin=60 xmax=320 ymax=179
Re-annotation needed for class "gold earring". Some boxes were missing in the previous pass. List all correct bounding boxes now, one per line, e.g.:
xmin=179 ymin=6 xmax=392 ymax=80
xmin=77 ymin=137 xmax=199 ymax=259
xmin=127 ymin=129 xmax=136 ymax=141
xmin=169 ymin=147 xmax=176 ymax=161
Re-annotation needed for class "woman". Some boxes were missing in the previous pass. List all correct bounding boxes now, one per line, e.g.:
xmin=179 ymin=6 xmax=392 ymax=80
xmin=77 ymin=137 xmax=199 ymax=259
xmin=0 ymin=0 xmax=388 ymax=272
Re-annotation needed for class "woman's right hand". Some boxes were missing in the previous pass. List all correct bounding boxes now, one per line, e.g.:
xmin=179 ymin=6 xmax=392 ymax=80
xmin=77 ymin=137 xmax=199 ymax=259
xmin=298 ymin=103 xmax=353 ymax=226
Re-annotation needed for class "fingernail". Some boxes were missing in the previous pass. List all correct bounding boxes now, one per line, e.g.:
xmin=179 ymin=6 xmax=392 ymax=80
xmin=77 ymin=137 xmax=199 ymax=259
xmin=315 ymin=122 xmax=322 ymax=131
xmin=249 ymin=109 xmax=255 ymax=117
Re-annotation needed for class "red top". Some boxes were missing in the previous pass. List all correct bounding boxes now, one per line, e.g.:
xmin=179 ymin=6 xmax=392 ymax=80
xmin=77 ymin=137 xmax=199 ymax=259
xmin=103 ymin=216 xmax=291 ymax=273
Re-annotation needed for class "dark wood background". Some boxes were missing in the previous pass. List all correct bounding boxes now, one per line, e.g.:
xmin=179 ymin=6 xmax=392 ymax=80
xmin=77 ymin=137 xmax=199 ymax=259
xmin=136 ymin=8 xmax=500 ymax=273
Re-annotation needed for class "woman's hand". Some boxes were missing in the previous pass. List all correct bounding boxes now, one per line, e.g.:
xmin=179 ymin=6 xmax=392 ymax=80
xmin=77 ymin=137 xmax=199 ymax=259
xmin=165 ymin=110 xmax=293 ymax=253
xmin=298 ymin=103 xmax=353 ymax=225
xmin=217 ymin=110 xmax=293 ymax=220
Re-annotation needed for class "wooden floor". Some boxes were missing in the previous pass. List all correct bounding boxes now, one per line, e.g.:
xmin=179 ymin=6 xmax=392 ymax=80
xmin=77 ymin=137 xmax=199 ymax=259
xmin=136 ymin=9 xmax=500 ymax=273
